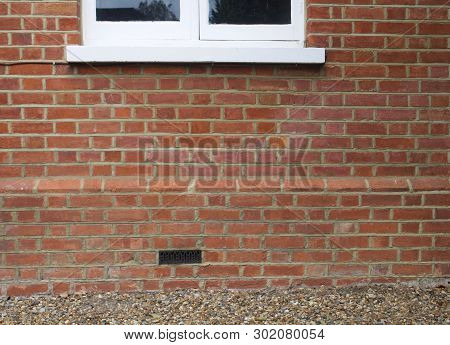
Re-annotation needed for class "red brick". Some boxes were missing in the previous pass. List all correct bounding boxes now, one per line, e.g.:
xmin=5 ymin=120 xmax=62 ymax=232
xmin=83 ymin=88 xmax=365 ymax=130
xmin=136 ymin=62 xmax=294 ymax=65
xmin=199 ymin=265 xmax=239 ymax=277
xmin=227 ymin=251 xmax=266 ymax=262
xmin=160 ymin=223 xmax=201 ymax=235
xmin=161 ymin=195 xmax=205 ymax=207
xmin=9 ymin=64 xmax=53 ymax=76
xmin=378 ymin=51 xmax=417 ymax=63
xmin=264 ymin=209 xmax=305 ymax=220
xmin=368 ymin=178 xmax=409 ymax=191
xmin=109 ymin=267 xmax=150 ymax=279
xmin=71 ymin=225 xmax=112 ymax=236
xmin=0 ymin=5 xmax=447 ymax=293
xmin=38 ymin=179 xmax=80 ymax=192
xmin=344 ymin=36 xmax=384 ymax=48
xmin=0 ymin=78 xmax=20 ymax=89
xmin=246 ymin=107 xmax=287 ymax=120
xmin=265 ymin=236 xmax=305 ymax=249
xmin=309 ymin=21 xmax=352 ymax=33
xmin=199 ymin=209 xmax=240 ymax=220
xmin=147 ymin=93 xmax=189 ymax=104
xmin=5 ymin=225 xmax=45 ymax=236
xmin=331 ymin=237 xmax=368 ymax=248
xmin=42 ymin=238 xmax=82 ymax=251
xmin=419 ymin=23 xmax=450 ymax=35
xmin=228 ymin=223 xmax=268 ymax=234
xmin=327 ymin=179 xmax=366 ymax=191
xmin=204 ymin=237 xmax=239 ymax=249
xmin=215 ymin=93 xmax=256 ymax=105
xmin=74 ymin=253 xmax=114 ymax=265
xmin=229 ymin=195 xmax=272 ymax=207
xmin=297 ymin=195 xmax=337 ymax=207
xmin=70 ymin=195 xmax=113 ymax=208
xmin=411 ymin=178 xmax=449 ymax=191
xmin=424 ymin=194 xmax=450 ymax=206
xmin=362 ymin=195 xmax=402 ymax=206
xmin=7 ymin=284 xmax=48 ymax=296
xmin=392 ymin=265 xmax=432 ymax=275
xmin=107 ymin=209 xmax=148 ymax=222
xmin=104 ymin=179 xmax=145 ymax=192
xmin=40 ymin=210 xmax=81 ymax=222
xmin=376 ymin=138 xmax=414 ymax=149
xmin=329 ymin=209 xmax=370 ymax=220
xmin=47 ymin=108 xmax=89 ymax=119
xmin=393 ymin=209 xmax=433 ymax=220
xmin=183 ymin=77 xmax=224 ymax=89
xmin=114 ymin=77 xmax=156 ymax=90
xmin=380 ymin=81 xmax=419 ymax=93
xmin=329 ymin=265 xmax=368 ymax=276
xmin=358 ymin=250 xmax=397 ymax=262
xmin=179 ymin=107 xmax=220 ymax=119
xmin=359 ymin=223 xmax=398 ymax=234
xmin=43 ymin=268 xmax=83 ymax=279
xmin=162 ymin=280 xmax=199 ymax=289
xmin=33 ymin=3 xmax=78 ymax=16
xmin=0 ymin=269 xmax=15 ymax=280
xmin=3 ymin=196 xmax=43 ymax=208
xmin=376 ymin=22 xmax=415 ymax=34
xmin=226 ymin=280 xmax=266 ymax=289
xmin=6 ymin=253 xmax=45 ymax=266
xmin=345 ymin=7 xmax=384 ymax=19
xmin=308 ymin=6 xmax=330 ymax=19
xmin=347 ymin=123 xmax=386 ymax=135
xmin=0 ymin=48 xmax=20 ymax=60
xmin=421 ymin=51 xmax=450 ymax=63
xmin=249 ymin=79 xmax=289 ymax=91
xmin=292 ymin=251 xmax=332 ymax=262
xmin=264 ymin=265 xmax=304 ymax=276
xmin=75 ymin=282 xmax=115 ymax=293
xmin=423 ymin=222 xmax=450 ymax=234
xmin=392 ymin=236 xmax=432 ymax=247
xmin=59 ymin=17 xmax=79 ymax=31
xmin=48 ymin=137 xmax=89 ymax=148
xmin=0 ymin=16 xmax=22 ymax=30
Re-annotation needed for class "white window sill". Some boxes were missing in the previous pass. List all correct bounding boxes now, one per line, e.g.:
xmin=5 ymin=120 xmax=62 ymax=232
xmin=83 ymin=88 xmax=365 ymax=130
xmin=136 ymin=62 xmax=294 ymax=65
xmin=66 ymin=43 xmax=325 ymax=64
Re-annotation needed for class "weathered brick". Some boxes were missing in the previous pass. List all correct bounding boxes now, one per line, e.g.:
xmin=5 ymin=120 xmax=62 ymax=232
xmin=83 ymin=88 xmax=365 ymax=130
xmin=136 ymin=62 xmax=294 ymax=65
xmin=0 ymin=1 xmax=447 ymax=295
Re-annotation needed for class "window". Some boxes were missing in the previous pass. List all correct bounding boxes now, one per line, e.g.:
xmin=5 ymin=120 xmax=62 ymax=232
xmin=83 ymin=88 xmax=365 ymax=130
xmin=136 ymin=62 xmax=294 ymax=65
xmin=200 ymin=0 xmax=302 ymax=41
xmin=86 ymin=0 xmax=196 ymax=42
xmin=67 ymin=1 xmax=324 ymax=63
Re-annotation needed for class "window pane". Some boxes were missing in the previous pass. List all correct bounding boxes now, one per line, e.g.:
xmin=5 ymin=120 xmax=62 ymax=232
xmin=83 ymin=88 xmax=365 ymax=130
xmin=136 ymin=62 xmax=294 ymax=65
xmin=96 ymin=0 xmax=180 ymax=22
xmin=209 ymin=0 xmax=291 ymax=25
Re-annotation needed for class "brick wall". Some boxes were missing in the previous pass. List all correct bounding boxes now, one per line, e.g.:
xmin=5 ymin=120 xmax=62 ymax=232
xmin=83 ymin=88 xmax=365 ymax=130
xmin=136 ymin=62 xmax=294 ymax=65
xmin=0 ymin=1 xmax=449 ymax=296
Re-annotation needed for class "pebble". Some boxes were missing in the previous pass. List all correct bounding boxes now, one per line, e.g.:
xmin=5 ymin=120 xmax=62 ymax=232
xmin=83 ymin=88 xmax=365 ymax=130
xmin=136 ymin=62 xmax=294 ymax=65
xmin=0 ymin=285 xmax=447 ymax=325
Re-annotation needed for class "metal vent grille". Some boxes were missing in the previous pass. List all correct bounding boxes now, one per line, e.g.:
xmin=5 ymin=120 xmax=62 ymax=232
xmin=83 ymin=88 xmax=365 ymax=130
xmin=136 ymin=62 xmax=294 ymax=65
xmin=158 ymin=250 xmax=202 ymax=265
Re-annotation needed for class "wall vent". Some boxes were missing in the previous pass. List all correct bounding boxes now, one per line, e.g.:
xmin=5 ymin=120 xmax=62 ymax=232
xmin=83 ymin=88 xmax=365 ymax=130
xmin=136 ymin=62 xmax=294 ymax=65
xmin=158 ymin=250 xmax=202 ymax=265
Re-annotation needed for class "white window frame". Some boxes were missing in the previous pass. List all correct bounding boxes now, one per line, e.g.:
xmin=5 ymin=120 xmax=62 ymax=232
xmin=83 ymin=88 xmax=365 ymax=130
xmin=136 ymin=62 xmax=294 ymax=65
xmin=199 ymin=0 xmax=303 ymax=41
xmin=83 ymin=0 xmax=198 ymax=44
xmin=67 ymin=0 xmax=325 ymax=64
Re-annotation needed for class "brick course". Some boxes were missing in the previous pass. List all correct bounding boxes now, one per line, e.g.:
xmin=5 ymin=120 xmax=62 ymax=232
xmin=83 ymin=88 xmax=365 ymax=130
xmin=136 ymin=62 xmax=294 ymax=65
xmin=0 ymin=1 xmax=449 ymax=295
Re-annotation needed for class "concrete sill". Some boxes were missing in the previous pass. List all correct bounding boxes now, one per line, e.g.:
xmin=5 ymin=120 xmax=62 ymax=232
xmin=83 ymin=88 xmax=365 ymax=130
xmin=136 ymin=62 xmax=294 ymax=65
xmin=66 ymin=45 xmax=325 ymax=64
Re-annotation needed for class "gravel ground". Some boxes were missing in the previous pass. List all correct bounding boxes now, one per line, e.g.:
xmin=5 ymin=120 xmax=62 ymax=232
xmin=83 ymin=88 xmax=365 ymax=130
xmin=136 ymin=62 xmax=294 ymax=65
xmin=0 ymin=285 xmax=448 ymax=325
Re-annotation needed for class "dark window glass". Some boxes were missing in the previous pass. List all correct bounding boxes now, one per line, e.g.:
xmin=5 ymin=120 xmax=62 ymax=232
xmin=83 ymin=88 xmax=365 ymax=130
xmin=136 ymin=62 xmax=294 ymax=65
xmin=96 ymin=0 xmax=180 ymax=22
xmin=209 ymin=0 xmax=291 ymax=25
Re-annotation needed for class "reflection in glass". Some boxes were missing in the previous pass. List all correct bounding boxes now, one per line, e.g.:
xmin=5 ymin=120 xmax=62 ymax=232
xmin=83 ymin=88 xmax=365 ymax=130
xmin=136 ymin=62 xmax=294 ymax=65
xmin=209 ymin=0 xmax=291 ymax=25
xmin=96 ymin=0 xmax=180 ymax=22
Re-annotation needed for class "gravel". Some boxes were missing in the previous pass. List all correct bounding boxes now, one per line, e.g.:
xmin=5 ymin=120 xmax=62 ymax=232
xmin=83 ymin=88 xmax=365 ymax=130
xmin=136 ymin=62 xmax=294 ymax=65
xmin=0 ymin=285 xmax=448 ymax=325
